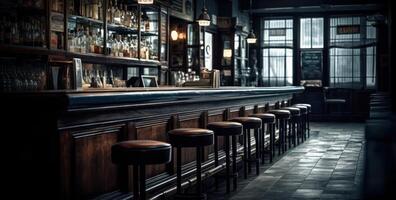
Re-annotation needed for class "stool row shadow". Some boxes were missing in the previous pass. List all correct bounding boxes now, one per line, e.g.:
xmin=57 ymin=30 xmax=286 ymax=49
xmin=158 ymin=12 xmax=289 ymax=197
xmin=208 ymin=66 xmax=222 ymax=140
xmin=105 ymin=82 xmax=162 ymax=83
xmin=111 ymin=102 xmax=312 ymax=200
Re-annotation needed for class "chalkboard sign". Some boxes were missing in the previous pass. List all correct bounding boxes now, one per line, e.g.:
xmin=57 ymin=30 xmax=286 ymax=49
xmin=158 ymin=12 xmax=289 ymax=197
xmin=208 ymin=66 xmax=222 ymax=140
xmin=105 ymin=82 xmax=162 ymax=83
xmin=301 ymin=51 xmax=322 ymax=80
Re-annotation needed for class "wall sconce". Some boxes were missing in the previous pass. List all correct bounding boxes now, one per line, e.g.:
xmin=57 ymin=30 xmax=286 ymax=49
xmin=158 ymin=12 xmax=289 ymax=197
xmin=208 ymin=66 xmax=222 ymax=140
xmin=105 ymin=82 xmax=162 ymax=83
xmin=179 ymin=33 xmax=186 ymax=40
xmin=138 ymin=0 xmax=154 ymax=4
xmin=171 ymin=30 xmax=178 ymax=41
xmin=223 ymin=49 xmax=232 ymax=58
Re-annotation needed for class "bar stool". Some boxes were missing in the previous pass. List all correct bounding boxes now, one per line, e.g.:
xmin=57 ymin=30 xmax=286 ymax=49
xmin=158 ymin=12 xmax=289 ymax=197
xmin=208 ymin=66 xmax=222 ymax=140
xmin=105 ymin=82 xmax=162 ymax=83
xmin=111 ymin=140 xmax=172 ymax=200
xmin=168 ymin=128 xmax=214 ymax=200
xmin=281 ymin=107 xmax=301 ymax=149
xmin=249 ymin=113 xmax=276 ymax=163
xmin=268 ymin=110 xmax=291 ymax=155
xmin=230 ymin=117 xmax=261 ymax=179
xmin=294 ymin=103 xmax=311 ymax=138
xmin=207 ymin=121 xmax=242 ymax=193
xmin=293 ymin=105 xmax=308 ymax=142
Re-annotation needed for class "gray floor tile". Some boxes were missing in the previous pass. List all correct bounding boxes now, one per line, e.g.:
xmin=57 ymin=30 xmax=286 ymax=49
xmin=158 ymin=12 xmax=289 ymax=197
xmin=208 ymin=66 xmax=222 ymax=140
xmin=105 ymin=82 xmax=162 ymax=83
xmin=207 ymin=123 xmax=365 ymax=200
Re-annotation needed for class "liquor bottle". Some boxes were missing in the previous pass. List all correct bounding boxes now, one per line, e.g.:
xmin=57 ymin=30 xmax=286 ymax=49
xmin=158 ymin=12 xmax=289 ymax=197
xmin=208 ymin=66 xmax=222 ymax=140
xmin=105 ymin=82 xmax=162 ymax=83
xmin=131 ymin=9 xmax=137 ymax=29
xmin=111 ymin=34 xmax=118 ymax=56
xmin=129 ymin=37 xmax=137 ymax=58
xmin=111 ymin=0 xmax=117 ymax=24
xmin=98 ymin=0 xmax=102 ymax=20
xmin=123 ymin=4 xmax=130 ymax=27
xmin=107 ymin=0 xmax=113 ymax=23
xmin=92 ymin=0 xmax=99 ymax=20
xmin=108 ymin=69 xmax=114 ymax=86
xmin=101 ymin=70 xmax=107 ymax=88
xmin=113 ymin=0 xmax=121 ymax=25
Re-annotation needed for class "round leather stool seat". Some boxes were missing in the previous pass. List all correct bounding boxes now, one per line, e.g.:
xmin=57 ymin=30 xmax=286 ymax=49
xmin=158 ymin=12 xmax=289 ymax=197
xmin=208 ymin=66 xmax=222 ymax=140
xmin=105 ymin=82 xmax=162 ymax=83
xmin=293 ymin=104 xmax=311 ymax=112
xmin=282 ymin=107 xmax=301 ymax=116
xmin=230 ymin=117 xmax=262 ymax=129
xmin=249 ymin=113 xmax=276 ymax=124
xmin=112 ymin=140 xmax=171 ymax=165
xmin=294 ymin=105 xmax=308 ymax=114
xmin=207 ymin=122 xmax=243 ymax=136
xmin=268 ymin=110 xmax=291 ymax=119
xmin=168 ymin=128 xmax=214 ymax=147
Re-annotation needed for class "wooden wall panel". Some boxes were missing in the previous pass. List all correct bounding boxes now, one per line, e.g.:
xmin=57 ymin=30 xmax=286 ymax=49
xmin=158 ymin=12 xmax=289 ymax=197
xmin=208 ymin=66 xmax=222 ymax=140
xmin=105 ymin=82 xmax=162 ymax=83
xmin=135 ymin=122 xmax=169 ymax=178
xmin=207 ymin=113 xmax=226 ymax=154
xmin=71 ymin=125 xmax=125 ymax=199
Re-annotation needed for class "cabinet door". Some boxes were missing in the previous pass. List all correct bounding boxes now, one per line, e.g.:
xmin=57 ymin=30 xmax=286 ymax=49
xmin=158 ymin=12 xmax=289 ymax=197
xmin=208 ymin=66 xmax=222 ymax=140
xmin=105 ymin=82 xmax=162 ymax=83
xmin=67 ymin=0 xmax=105 ymax=54
xmin=140 ymin=5 xmax=159 ymax=61
xmin=159 ymin=7 xmax=168 ymax=62
xmin=107 ymin=3 xmax=139 ymax=59
xmin=0 ymin=0 xmax=48 ymax=48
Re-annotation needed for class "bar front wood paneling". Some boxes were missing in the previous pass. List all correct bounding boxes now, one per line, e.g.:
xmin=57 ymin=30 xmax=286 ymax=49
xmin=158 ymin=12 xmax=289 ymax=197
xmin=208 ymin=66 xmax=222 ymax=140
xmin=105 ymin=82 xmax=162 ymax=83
xmin=1 ymin=86 xmax=303 ymax=199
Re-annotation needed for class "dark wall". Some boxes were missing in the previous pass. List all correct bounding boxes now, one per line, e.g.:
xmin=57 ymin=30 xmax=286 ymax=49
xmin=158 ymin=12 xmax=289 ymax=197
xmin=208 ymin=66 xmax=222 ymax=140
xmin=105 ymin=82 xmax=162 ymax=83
xmin=244 ymin=0 xmax=387 ymax=9
xmin=195 ymin=0 xmax=219 ymax=18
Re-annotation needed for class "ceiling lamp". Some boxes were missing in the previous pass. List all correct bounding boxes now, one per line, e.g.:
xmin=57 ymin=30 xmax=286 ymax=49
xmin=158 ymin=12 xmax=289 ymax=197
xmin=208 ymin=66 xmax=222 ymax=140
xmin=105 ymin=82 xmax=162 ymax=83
xmin=246 ymin=0 xmax=256 ymax=44
xmin=196 ymin=1 xmax=210 ymax=26
xmin=138 ymin=0 xmax=154 ymax=4
xmin=171 ymin=30 xmax=178 ymax=41
xmin=223 ymin=49 xmax=232 ymax=58
xmin=246 ymin=30 xmax=257 ymax=44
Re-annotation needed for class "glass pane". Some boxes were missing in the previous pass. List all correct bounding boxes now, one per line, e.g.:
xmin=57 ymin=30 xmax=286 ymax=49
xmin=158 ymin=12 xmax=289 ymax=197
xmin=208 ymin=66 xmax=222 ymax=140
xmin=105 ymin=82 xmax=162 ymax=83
xmin=300 ymin=18 xmax=311 ymax=48
xmin=261 ymin=18 xmax=293 ymax=86
xmin=141 ymin=6 xmax=159 ymax=60
xmin=329 ymin=16 xmax=376 ymax=88
xmin=312 ymin=18 xmax=324 ymax=48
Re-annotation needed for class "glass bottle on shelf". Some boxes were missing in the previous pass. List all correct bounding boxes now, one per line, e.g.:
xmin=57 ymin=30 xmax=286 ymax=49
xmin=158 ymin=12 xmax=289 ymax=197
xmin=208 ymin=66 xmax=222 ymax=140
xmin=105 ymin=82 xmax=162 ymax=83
xmin=111 ymin=34 xmax=118 ymax=56
xmin=123 ymin=4 xmax=131 ymax=27
xmin=113 ymin=1 xmax=121 ymax=25
xmin=131 ymin=9 xmax=138 ymax=29
xmin=130 ymin=37 xmax=137 ymax=58
xmin=106 ymin=0 xmax=113 ymax=23
xmin=108 ymin=69 xmax=114 ymax=86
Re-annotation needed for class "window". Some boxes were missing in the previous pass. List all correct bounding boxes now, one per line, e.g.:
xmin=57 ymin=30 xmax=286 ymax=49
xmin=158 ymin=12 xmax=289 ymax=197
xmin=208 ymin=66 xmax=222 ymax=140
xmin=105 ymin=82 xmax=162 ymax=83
xmin=300 ymin=18 xmax=324 ymax=49
xmin=234 ymin=34 xmax=248 ymax=86
xmin=261 ymin=19 xmax=293 ymax=86
xmin=329 ymin=16 xmax=376 ymax=88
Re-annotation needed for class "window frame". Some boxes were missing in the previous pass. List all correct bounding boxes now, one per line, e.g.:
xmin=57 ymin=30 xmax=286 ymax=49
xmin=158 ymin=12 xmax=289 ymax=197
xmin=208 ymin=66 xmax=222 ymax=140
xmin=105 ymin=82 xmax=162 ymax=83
xmin=260 ymin=17 xmax=294 ymax=86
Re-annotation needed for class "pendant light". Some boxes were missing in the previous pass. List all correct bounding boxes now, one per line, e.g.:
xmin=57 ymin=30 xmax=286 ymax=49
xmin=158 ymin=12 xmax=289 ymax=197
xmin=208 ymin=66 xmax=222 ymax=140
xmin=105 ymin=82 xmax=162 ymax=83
xmin=196 ymin=0 xmax=210 ymax=26
xmin=137 ymin=0 xmax=154 ymax=4
xmin=246 ymin=0 xmax=257 ymax=44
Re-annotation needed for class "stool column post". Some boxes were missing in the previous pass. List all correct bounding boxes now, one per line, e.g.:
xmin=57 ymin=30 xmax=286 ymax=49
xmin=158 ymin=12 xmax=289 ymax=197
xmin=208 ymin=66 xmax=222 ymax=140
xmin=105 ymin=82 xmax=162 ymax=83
xmin=139 ymin=165 xmax=146 ymax=200
xmin=278 ymin=118 xmax=281 ymax=155
xmin=247 ymin=129 xmax=252 ymax=173
xmin=270 ymin=123 xmax=275 ymax=162
xmin=133 ymin=165 xmax=139 ymax=200
xmin=261 ymin=123 xmax=266 ymax=164
xmin=280 ymin=119 xmax=285 ymax=154
xmin=307 ymin=112 xmax=310 ymax=137
xmin=243 ymin=128 xmax=248 ymax=179
xmin=292 ymin=118 xmax=296 ymax=147
xmin=254 ymin=128 xmax=260 ymax=175
xmin=176 ymin=147 xmax=182 ymax=194
xmin=214 ymin=135 xmax=218 ymax=190
xmin=196 ymin=147 xmax=202 ymax=195
xmin=225 ymin=136 xmax=231 ymax=193
xmin=232 ymin=135 xmax=238 ymax=190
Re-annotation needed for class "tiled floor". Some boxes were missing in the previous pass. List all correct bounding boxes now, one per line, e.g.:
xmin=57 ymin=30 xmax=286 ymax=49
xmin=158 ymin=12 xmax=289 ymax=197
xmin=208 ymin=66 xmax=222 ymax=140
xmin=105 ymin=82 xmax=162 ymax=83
xmin=207 ymin=122 xmax=365 ymax=200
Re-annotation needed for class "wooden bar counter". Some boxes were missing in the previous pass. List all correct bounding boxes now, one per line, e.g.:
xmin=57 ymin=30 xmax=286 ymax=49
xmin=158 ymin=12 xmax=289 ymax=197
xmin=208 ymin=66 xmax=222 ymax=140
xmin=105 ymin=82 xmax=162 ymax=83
xmin=1 ymin=86 xmax=304 ymax=199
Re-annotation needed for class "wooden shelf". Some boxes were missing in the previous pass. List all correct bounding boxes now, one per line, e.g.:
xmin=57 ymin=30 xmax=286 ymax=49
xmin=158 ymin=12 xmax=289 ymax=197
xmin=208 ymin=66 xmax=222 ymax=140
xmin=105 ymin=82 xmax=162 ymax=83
xmin=0 ymin=44 xmax=161 ymax=67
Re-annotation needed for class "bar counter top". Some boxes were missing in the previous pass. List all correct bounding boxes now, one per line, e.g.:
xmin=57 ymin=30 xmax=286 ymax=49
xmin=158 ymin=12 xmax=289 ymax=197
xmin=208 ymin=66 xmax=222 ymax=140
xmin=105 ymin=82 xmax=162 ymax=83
xmin=3 ymin=86 xmax=304 ymax=110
